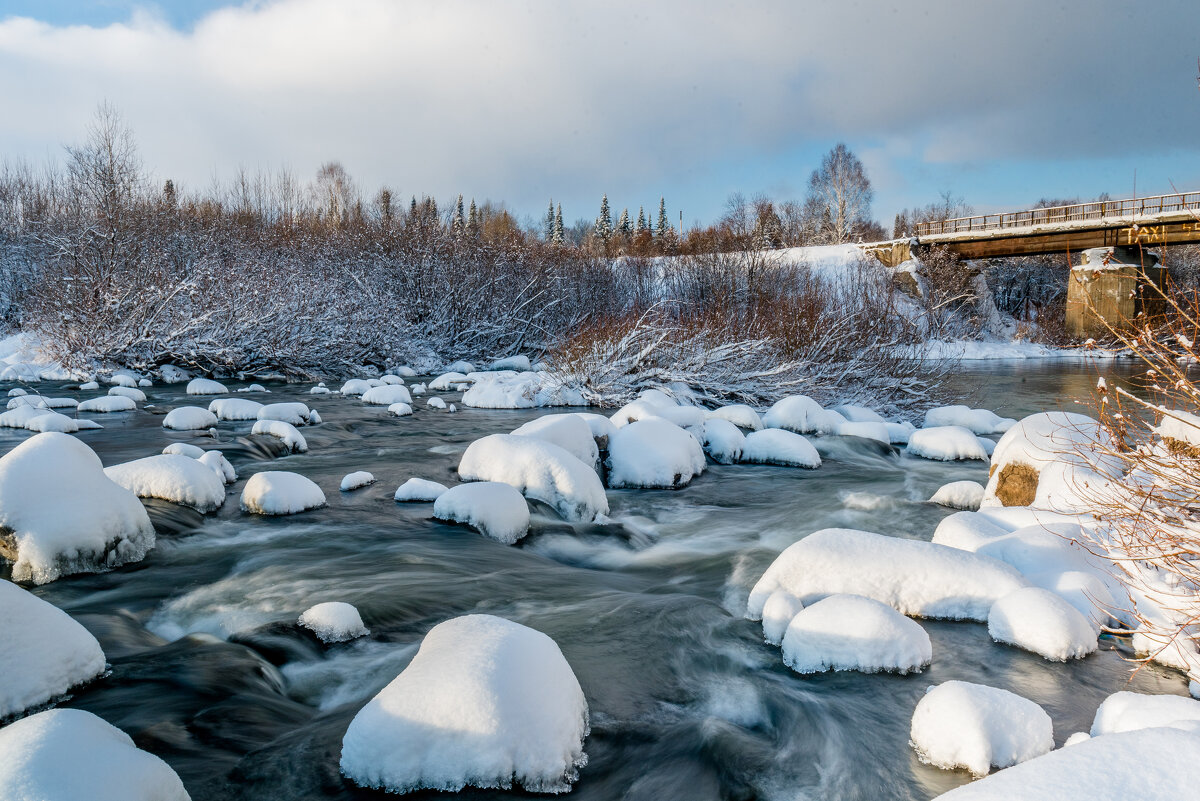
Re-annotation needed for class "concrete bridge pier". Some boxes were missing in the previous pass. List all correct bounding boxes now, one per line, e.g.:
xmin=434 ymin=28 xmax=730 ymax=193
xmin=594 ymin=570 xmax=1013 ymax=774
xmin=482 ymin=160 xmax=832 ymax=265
xmin=1066 ymin=245 xmax=1166 ymax=339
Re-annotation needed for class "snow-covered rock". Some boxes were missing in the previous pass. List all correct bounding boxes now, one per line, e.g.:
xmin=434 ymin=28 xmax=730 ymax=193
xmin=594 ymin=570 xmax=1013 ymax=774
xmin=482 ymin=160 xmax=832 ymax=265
xmin=256 ymin=402 xmax=312 ymax=426
xmin=930 ymin=480 xmax=985 ymax=510
xmin=6 ymin=387 xmax=25 ymax=396
xmin=910 ymin=681 xmax=1053 ymax=776
xmin=987 ymin=587 xmax=1097 ymax=661
xmin=444 ymin=360 xmax=475 ymax=374
xmin=427 ymin=396 xmax=447 ymax=409
xmin=250 ymin=419 xmax=308 ymax=453
xmin=1090 ymin=691 xmax=1200 ymax=736
xmin=924 ymin=405 xmax=1016 ymax=435
xmin=387 ymin=402 xmax=413 ymax=416
xmin=760 ymin=589 xmax=805 ymax=646
xmin=462 ymin=371 xmax=584 ymax=409
xmin=763 ymin=395 xmax=846 ymax=434
xmin=163 ymin=442 xmax=205 ymax=458
xmin=340 ymin=471 xmax=376 ymax=491
xmin=208 ymin=397 xmax=264 ymax=421
xmin=0 ymin=708 xmax=191 ymax=801
xmin=833 ymin=404 xmax=886 ymax=423
xmin=0 ymin=581 xmax=106 ymax=719
xmin=77 ymin=395 xmax=135 ymax=413
xmin=138 ymin=378 xmax=152 ymax=387
xmin=606 ymin=418 xmax=706 ymax=489
xmin=158 ymin=364 xmax=189 ymax=383
xmin=393 ymin=366 xmax=418 ymax=377
xmin=162 ymin=406 xmax=218 ymax=431
xmin=458 ymin=434 xmax=608 ymax=522
xmin=429 ymin=371 xmax=470 ymax=391
xmin=339 ymin=614 xmax=588 ymax=794
xmin=380 ymin=374 xmax=405 ymax=385
xmin=433 ymin=482 xmax=530 ymax=544
xmin=26 ymin=411 xmax=86 ymax=433
xmin=338 ymin=379 xmax=374 ymax=396
xmin=835 ymin=420 xmax=891 ymax=444
xmin=108 ymin=373 xmax=139 ymax=388
xmin=104 ymin=454 xmax=227 ymax=513
xmin=362 ymin=385 xmax=413 ymax=406
xmin=706 ymin=404 xmax=763 ymax=431
xmin=240 ymin=471 xmax=326 ymax=515
xmin=907 ymin=425 xmax=990 ymax=461
xmin=239 ymin=383 xmax=268 ymax=392
xmin=701 ymin=418 xmax=746 ymax=464
xmin=511 ymin=414 xmax=600 ymax=470
xmin=746 ymin=528 xmax=1028 ymax=622
xmin=740 ymin=428 xmax=821 ymax=468
xmin=0 ymin=433 xmax=154 ymax=583
xmin=490 ymin=354 xmax=532 ymax=372
xmin=310 ymin=385 xmax=331 ymax=395
xmin=394 ymin=477 xmax=449 ymax=502
xmin=299 ymin=602 xmax=369 ymax=643
xmin=573 ymin=412 xmax=618 ymax=450
xmin=0 ymin=404 xmax=41 ymax=429
xmin=780 ymin=594 xmax=931 ymax=674
xmin=186 ymin=377 xmax=228 ymax=395
xmin=107 ymin=386 xmax=146 ymax=402
xmin=886 ymin=421 xmax=916 ymax=444
xmin=197 ymin=450 xmax=237 ymax=484
xmin=409 ymin=383 xmax=427 ymax=396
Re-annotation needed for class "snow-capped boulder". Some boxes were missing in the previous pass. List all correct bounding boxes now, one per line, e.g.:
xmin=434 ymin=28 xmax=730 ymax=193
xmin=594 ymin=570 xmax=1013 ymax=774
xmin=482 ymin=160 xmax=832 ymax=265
xmin=26 ymin=411 xmax=85 ymax=433
xmin=0 ymin=433 xmax=154 ymax=584
xmin=740 ymin=429 xmax=821 ymax=468
xmin=394 ymin=477 xmax=449 ymax=502
xmin=763 ymin=395 xmax=846 ymax=435
xmin=924 ymin=405 xmax=1017 ymax=435
xmin=706 ymin=404 xmax=763 ymax=431
xmin=444 ymin=360 xmax=475 ymax=374
xmin=388 ymin=402 xmax=413 ymax=416
xmin=835 ymin=420 xmax=891 ymax=444
xmin=393 ymin=366 xmax=418 ymax=377
xmin=428 ymin=396 xmax=447 ymax=409
xmin=250 ymin=419 xmax=308 ymax=453
xmin=239 ymin=383 xmax=268 ymax=392
xmin=208 ymin=398 xmax=264 ymax=421
xmin=1090 ymin=691 xmax=1200 ymax=736
xmin=158 ymin=364 xmax=189 ymax=384
xmin=490 ymin=354 xmax=532 ymax=372
xmin=983 ymin=412 xmax=1118 ymax=510
xmin=104 ymin=454 xmax=227 ymax=513
xmin=701 ymin=418 xmax=746 ymax=464
xmin=780 ymin=594 xmax=931 ymax=675
xmin=186 ymin=377 xmax=227 ymax=395
xmin=606 ymin=418 xmax=706 ymax=489
xmin=162 ymin=406 xmax=218 ymax=431
xmin=910 ymin=681 xmax=1053 ymax=776
xmin=746 ymin=528 xmax=1028 ymax=622
xmin=833 ymin=404 xmax=886 ymax=423
xmin=163 ymin=442 xmax=205 ymax=458
xmin=299 ymin=602 xmax=369 ymax=643
xmin=760 ymin=589 xmax=805 ymax=646
xmin=511 ymin=414 xmax=600 ymax=471
xmin=340 ymin=471 xmax=376 ymax=491
xmin=461 ymin=371 xmax=584 ymax=409
xmin=241 ymin=471 xmax=325 ymax=515
xmin=198 ymin=450 xmax=237 ymax=484
xmin=310 ymin=385 xmax=331 ymax=395
xmin=572 ymin=412 xmax=618 ymax=450
xmin=78 ymin=395 xmax=136 ymax=413
xmin=907 ymin=426 xmax=990 ymax=461
xmin=108 ymin=373 xmax=139 ymax=388
xmin=362 ymin=385 xmax=413 ymax=406
xmin=429 ymin=372 xmax=470 ymax=391
xmin=433 ymin=482 xmax=530 ymax=544
xmin=340 ymin=614 xmax=588 ymax=794
xmin=257 ymin=402 xmax=311 ymax=426
xmin=380 ymin=374 xmax=405 ymax=385
xmin=885 ymin=421 xmax=916 ymax=444
xmin=339 ymin=379 xmax=373 ymax=396
xmin=458 ymin=434 xmax=608 ymax=522
xmin=0 ymin=581 xmax=106 ymax=719
xmin=0 ymin=709 xmax=190 ymax=801
xmin=108 ymin=386 xmax=146 ymax=402
xmin=930 ymin=480 xmax=985 ymax=511
xmin=987 ymin=587 xmax=1097 ymax=661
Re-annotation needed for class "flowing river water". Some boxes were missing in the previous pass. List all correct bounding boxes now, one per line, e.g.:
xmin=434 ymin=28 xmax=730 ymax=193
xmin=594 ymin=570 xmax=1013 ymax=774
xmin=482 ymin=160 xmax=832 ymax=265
xmin=3 ymin=359 xmax=1190 ymax=800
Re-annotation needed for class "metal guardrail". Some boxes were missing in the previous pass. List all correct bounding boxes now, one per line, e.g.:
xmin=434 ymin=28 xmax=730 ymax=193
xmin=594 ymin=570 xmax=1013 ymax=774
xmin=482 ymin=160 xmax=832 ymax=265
xmin=913 ymin=192 xmax=1200 ymax=237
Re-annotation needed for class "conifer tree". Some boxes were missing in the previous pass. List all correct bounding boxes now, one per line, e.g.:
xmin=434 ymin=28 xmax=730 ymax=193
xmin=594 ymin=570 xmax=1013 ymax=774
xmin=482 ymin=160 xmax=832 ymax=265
xmin=636 ymin=206 xmax=646 ymax=233
xmin=618 ymin=207 xmax=630 ymax=237
xmin=595 ymin=194 xmax=613 ymax=247
xmin=451 ymin=194 xmax=466 ymax=237
xmin=410 ymin=195 xmax=418 ymax=219
xmin=468 ymin=199 xmax=479 ymax=238
xmin=545 ymin=200 xmax=555 ymax=241
xmin=656 ymin=197 xmax=670 ymax=240
xmin=553 ymin=203 xmax=565 ymax=244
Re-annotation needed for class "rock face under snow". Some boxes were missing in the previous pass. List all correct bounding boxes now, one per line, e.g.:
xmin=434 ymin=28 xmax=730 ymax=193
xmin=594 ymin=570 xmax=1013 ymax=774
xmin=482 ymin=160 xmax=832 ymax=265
xmin=458 ymin=434 xmax=608 ymax=522
xmin=339 ymin=614 xmax=589 ymax=794
xmin=240 ymin=471 xmax=326 ymax=515
xmin=930 ymin=480 xmax=985 ymax=511
xmin=250 ymin=419 xmax=308 ymax=453
xmin=987 ymin=587 xmax=1097 ymax=661
xmin=606 ymin=418 xmax=706 ymax=489
xmin=1090 ymin=691 xmax=1200 ymax=736
xmin=163 ymin=406 xmax=218 ymax=431
xmin=0 ymin=708 xmax=191 ymax=801
xmin=907 ymin=426 xmax=990 ymax=461
xmin=394 ymin=477 xmax=449 ymax=502
xmin=910 ymin=681 xmax=1054 ymax=777
xmin=780 ymin=594 xmax=931 ymax=675
xmin=299 ymin=601 xmax=369 ymax=643
xmin=510 ymin=414 xmax=600 ymax=471
xmin=746 ymin=528 xmax=1028 ymax=622
xmin=104 ymin=453 xmax=227 ymax=513
xmin=0 ymin=580 xmax=107 ymax=719
xmin=740 ymin=428 xmax=821 ymax=468
xmin=0 ymin=433 xmax=155 ymax=584
xmin=186 ymin=377 xmax=227 ymax=395
xmin=340 ymin=471 xmax=376 ymax=492
xmin=433 ymin=482 xmax=531 ymax=544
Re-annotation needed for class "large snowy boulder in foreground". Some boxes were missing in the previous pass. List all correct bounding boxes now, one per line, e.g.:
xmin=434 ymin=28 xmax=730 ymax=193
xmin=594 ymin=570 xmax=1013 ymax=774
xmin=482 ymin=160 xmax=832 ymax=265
xmin=162 ymin=406 xmax=218 ymax=431
xmin=780 ymin=594 xmax=931 ymax=675
xmin=746 ymin=528 xmax=1028 ymax=622
xmin=0 ymin=708 xmax=191 ymax=800
xmin=458 ymin=434 xmax=608 ymax=522
xmin=1090 ymin=690 xmax=1200 ymax=736
xmin=511 ymin=414 xmax=600 ymax=471
xmin=299 ymin=601 xmax=369 ymax=643
xmin=924 ymin=405 xmax=1016 ymax=435
xmin=983 ymin=412 xmax=1118 ymax=510
xmin=0 ymin=580 xmax=106 ymax=719
xmin=740 ymin=428 xmax=821 ymax=468
xmin=910 ymin=681 xmax=1053 ymax=777
xmin=104 ymin=454 xmax=227 ymax=513
xmin=907 ymin=425 xmax=990 ymax=461
xmin=433 ymin=482 xmax=531 ymax=544
xmin=763 ymin=395 xmax=845 ymax=435
xmin=186 ymin=377 xmax=227 ymax=395
xmin=362 ymin=385 xmax=413 ymax=406
xmin=240 ymin=471 xmax=326 ymax=515
xmin=0 ymin=433 xmax=154 ymax=584
xmin=340 ymin=614 xmax=589 ymax=794
xmin=988 ymin=587 xmax=1097 ymax=661
xmin=207 ymin=397 xmax=264 ymax=421
xmin=607 ymin=418 xmax=706 ymax=489
xmin=932 ymin=726 xmax=1200 ymax=800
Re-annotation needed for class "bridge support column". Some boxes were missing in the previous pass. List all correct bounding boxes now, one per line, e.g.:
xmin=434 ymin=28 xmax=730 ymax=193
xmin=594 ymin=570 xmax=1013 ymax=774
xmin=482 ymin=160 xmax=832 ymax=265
xmin=1066 ymin=246 xmax=1165 ymax=339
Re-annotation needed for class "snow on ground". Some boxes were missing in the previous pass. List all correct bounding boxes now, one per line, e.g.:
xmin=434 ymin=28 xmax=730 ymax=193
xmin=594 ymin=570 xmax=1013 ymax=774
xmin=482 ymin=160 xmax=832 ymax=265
xmin=388 ymin=401 xmax=414 ymax=417
xmin=932 ymin=726 xmax=1200 ymax=800
xmin=394 ymin=477 xmax=448 ymax=502
xmin=0 ymin=708 xmax=191 ymax=801
xmin=257 ymin=402 xmax=312 ymax=426
xmin=511 ymin=414 xmax=600 ymax=471
xmin=250 ymin=419 xmax=308 ymax=453
xmin=706 ymin=404 xmax=763 ymax=431
xmin=910 ymin=680 xmax=1053 ymax=777
xmin=108 ymin=386 xmax=146 ymax=402
xmin=779 ymin=594 xmax=931 ymax=675
xmin=434 ymin=481 xmax=530 ymax=544
xmin=339 ymin=614 xmax=588 ymax=794
xmin=340 ymin=471 xmax=376 ymax=492
xmin=104 ymin=454 xmax=227 ymax=513
xmin=607 ymin=418 xmax=706 ymax=489
xmin=458 ymin=434 xmax=608 ymax=522
xmin=907 ymin=425 xmax=990 ymax=461
xmin=0 ymin=332 xmax=76 ymax=381
xmin=930 ymin=480 xmax=985 ymax=511
xmin=208 ymin=398 xmax=264 ymax=421
xmin=1090 ymin=691 xmax=1200 ymax=736
xmin=740 ymin=428 xmax=821 ymax=468
xmin=362 ymin=385 xmax=413 ymax=406
xmin=0 ymin=432 xmax=154 ymax=583
xmin=987 ymin=587 xmax=1097 ymax=661
xmin=762 ymin=395 xmax=846 ymax=435
xmin=299 ymin=602 xmax=369 ymax=643
xmin=163 ymin=406 xmax=218 ymax=431
xmin=241 ymin=471 xmax=326 ymax=515
xmin=186 ymin=377 xmax=227 ymax=395
xmin=0 ymin=580 xmax=106 ymax=719
xmin=924 ymin=405 xmax=1016 ymax=435
xmin=77 ymin=395 xmax=136 ymax=413
xmin=702 ymin=418 xmax=745 ymax=464
xmin=746 ymin=528 xmax=1028 ymax=622
xmin=461 ymin=371 xmax=585 ymax=409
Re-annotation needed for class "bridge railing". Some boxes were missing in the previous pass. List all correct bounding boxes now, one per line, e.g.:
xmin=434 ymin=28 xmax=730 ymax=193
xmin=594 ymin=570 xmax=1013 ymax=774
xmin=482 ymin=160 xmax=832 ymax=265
xmin=914 ymin=192 xmax=1200 ymax=237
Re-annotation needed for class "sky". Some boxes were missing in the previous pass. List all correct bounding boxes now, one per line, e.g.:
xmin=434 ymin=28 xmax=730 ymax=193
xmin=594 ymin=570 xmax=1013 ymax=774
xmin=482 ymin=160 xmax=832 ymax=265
xmin=2 ymin=0 xmax=1199 ymax=230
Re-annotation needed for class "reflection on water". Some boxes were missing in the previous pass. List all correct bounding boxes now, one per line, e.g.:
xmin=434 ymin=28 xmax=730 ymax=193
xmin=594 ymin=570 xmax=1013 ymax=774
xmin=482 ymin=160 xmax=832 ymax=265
xmin=9 ymin=357 xmax=1188 ymax=800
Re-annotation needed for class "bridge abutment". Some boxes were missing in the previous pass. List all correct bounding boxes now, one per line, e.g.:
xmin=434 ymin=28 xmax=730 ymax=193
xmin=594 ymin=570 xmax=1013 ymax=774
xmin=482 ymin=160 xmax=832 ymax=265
xmin=1066 ymin=246 xmax=1165 ymax=339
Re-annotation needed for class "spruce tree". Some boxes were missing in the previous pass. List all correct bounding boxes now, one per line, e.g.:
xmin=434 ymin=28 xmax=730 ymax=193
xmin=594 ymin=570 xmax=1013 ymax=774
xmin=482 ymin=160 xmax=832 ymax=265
xmin=553 ymin=204 xmax=565 ymax=244
xmin=595 ymin=194 xmax=613 ymax=247
xmin=636 ymin=206 xmax=646 ymax=234
xmin=657 ymin=197 xmax=670 ymax=240
xmin=618 ymin=208 xmax=630 ymax=237
xmin=545 ymin=200 xmax=555 ymax=241
xmin=468 ymin=199 xmax=479 ymax=238
xmin=451 ymin=194 xmax=466 ymax=237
